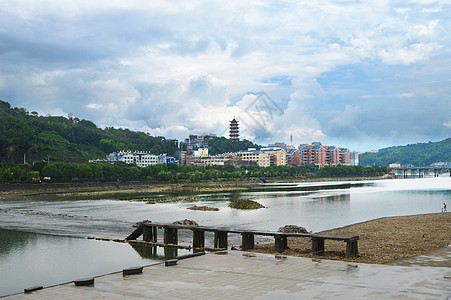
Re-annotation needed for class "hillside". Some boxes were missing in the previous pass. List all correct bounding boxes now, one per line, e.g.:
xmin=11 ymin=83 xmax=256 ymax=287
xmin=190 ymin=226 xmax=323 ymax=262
xmin=359 ymin=138 xmax=451 ymax=167
xmin=207 ymin=137 xmax=260 ymax=155
xmin=0 ymin=100 xmax=177 ymax=163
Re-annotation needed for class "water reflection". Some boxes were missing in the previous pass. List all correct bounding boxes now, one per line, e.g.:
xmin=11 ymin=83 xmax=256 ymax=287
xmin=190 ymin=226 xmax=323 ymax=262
xmin=316 ymin=194 xmax=351 ymax=203
xmin=249 ymin=182 xmax=373 ymax=192
xmin=0 ymin=229 xmax=39 ymax=259
xmin=0 ymin=229 xmax=159 ymax=297
xmin=129 ymin=244 xmax=179 ymax=260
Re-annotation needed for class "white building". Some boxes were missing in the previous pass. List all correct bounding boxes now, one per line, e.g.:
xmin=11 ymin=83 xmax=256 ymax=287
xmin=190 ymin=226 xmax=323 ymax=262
xmin=107 ymin=151 xmax=159 ymax=167
xmin=193 ymin=148 xmax=209 ymax=157
xmin=350 ymin=151 xmax=359 ymax=166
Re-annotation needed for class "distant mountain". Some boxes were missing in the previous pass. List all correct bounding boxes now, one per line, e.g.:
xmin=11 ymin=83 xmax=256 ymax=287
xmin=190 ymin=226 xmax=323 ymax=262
xmin=359 ymin=138 xmax=451 ymax=167
xmin=0 ymin=100 xmax=177 ymax=163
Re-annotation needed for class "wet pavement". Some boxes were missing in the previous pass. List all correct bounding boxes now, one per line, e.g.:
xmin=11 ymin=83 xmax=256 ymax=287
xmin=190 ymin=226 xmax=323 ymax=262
xmin=390 ymin=244 xmax=451 ymax=268
xmin=5 ymin=251 xmax=451 ymax=299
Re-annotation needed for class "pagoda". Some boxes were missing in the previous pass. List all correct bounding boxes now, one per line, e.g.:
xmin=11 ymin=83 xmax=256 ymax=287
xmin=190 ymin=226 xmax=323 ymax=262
xmin=229 ymin=118 xmax=239 ymax=141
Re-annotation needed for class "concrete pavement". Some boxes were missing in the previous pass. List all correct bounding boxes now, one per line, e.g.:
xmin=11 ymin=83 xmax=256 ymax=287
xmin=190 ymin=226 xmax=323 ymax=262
xmin=6 ymin=251 xmax=451 ymax=299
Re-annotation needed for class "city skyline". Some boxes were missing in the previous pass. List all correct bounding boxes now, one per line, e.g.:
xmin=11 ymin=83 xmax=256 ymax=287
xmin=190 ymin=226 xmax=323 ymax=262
xmin=1 ymin=1 xmax=450 ymax=152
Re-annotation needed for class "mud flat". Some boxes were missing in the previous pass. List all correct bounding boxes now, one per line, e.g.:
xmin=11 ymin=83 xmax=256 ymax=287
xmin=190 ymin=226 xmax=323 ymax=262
xmin=254 ymin=212 xmax=451 ymax=264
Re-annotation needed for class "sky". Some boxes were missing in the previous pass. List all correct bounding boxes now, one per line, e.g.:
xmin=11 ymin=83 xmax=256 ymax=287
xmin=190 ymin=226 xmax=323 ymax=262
xmin=1 ymin=0 xmax=450 ymax=151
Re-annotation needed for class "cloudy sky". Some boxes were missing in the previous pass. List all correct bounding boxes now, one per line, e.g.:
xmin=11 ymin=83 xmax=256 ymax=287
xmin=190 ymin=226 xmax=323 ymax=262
xmin=1 ymin=0 xmax=450 ymax=151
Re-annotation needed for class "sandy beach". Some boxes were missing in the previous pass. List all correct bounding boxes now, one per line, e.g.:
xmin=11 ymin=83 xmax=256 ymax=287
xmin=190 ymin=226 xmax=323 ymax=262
xmin=254 ymin=212 xmax=451 ymax=264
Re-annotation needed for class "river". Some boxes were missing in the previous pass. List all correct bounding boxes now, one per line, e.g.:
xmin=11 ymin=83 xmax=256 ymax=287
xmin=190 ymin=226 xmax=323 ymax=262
xmin=0 ymin=177 xmax=449 ymax=296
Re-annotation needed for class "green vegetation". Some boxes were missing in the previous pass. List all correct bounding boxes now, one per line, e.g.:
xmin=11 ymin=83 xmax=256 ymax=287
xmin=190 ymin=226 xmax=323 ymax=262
xmin=207 ymin=137 xmax=260 ymax=155
xmin=0 ymin=100 xmax=177 ymax=163
xmin=0 ymin=100 xmax=391 ymax=183
xmin=0 ymin=162 xmax=389 ymax=183
xmin=359 ymin=138 xmax=451 ymax=167
xmin=229 ymin=198 xmax=265 ymax=209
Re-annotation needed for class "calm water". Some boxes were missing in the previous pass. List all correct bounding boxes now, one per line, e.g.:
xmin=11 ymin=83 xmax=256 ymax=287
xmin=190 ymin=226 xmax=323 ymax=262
xmin=0 ymin=229 xmax=188 ymax=296
xmin=0 ymin=177 xmax=449 ymax=296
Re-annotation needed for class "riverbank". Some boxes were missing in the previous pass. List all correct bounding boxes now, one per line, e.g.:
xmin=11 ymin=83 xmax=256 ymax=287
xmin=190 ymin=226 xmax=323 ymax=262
xmin=253 ymin=212 xmax=451 ymax=264
xmin=0 ymin=175 xmax=391 ymax=200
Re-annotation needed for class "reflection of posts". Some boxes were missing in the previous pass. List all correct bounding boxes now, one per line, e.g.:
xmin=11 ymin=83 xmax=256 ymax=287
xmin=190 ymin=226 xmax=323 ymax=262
xmin=164 ymin=247 xmax=178 ymax=259
xmin=129 ymin=244 xmax=158 ymax=259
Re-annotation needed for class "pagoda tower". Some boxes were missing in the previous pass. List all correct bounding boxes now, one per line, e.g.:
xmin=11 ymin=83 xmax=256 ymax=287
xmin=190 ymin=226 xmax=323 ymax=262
xmin=229 ymin=118 xmax=239 ymax=140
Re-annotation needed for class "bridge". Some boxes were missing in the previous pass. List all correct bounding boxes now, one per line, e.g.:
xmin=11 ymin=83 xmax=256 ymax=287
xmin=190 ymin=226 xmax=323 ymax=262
xmin=391 ymin=166 xmax=450 ymax=178
xmin=126 ymin=221 xmax=359 ymax=258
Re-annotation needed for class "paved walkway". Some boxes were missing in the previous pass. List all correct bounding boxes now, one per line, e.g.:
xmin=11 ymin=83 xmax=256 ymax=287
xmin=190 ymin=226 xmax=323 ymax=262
xmin=6 ymin=251 xmax=451 ymax=299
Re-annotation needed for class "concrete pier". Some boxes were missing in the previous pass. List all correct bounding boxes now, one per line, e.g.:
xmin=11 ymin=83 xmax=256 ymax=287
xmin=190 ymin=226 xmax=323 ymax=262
xmin=6 ymin=251 xmax=450 ymax=299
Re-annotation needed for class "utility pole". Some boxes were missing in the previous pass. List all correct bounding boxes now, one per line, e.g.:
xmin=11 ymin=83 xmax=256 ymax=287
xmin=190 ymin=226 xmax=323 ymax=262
xmin=24 ymin=153 xmax=26 ymax=164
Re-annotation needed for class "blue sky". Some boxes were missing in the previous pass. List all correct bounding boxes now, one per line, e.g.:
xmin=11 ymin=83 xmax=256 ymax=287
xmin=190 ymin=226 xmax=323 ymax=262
xmin=1 ymin=0 xmax=450 ymax=151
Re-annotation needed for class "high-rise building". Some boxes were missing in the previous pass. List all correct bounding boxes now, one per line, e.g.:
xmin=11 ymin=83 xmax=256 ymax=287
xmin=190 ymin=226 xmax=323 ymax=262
xmin=229 ymin=118 xmax=239 ymax=140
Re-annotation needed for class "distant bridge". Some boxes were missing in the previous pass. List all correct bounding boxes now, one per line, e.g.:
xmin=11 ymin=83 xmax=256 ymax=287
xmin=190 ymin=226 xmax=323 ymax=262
xmin=391 ymin=167 xmax=450 ymax=178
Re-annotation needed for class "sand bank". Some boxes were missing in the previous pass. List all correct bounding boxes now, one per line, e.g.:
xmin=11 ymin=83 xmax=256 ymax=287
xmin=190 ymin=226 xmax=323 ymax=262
xmin=254 ymin=212 xmax=451 ymax=264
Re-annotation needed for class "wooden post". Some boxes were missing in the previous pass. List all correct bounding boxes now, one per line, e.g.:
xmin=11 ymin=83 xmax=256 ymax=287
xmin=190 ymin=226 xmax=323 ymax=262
xmin=193 ymin=230 xmax=205 ymax=248
xmin=126 ymin=226 xmax=143 ymax=240
xmin=164 ymin=227 xmax=178 ymax=245
xmin=143 ymin=226 xmax=152 ymax=242
xmin=214 ymin=231 xmax=228 ymax=249
xmin=152 ymin=227 xmax=158 ymax=242
xmin=346 ymin=240 xmax=358 ymax=258
xmin=241 ymin=233 xmax=255 ymax=250
xmin=312 ymin=237 xmax=324 ymax=255
xmin=275 ymin=235 xmax=287 ymax=253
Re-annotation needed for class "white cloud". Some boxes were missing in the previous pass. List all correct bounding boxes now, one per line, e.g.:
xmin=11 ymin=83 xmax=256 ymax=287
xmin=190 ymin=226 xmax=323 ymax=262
xmin=1 ymin=0 xmax=450 ymax=150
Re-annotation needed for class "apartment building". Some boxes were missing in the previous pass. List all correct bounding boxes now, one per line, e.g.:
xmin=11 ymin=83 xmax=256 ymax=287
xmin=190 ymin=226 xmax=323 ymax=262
xmin=299 ymin=144 xmax=325 ymax=165
xmin=339 ymin=148 xmax=351 ymax=165
xmin=325 ymin=146 xmax=339 ymax=166
xmin=237 ymin=149 xmax=271 ymax=167
xmin=350 ymin=151 xmax=359 ymax=166
xmin=286 ymin=149 xmax=301 ymax=166
xmin=299 ymin=143 xmax=352 ymax=167
xmin=237 ymin=148 xmax=287 ymax=167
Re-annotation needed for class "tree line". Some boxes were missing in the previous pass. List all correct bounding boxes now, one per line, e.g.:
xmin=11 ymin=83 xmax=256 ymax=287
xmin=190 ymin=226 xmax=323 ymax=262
xmin=0 ymin=161 xmax=390 ymax=183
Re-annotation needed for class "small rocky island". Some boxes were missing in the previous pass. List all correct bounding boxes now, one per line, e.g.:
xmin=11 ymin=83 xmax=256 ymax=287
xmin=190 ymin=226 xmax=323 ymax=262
xmin=187 ymin=205 xmax=219 ymax=211
xmin=228 ymin=198 xmax=265 ymax=209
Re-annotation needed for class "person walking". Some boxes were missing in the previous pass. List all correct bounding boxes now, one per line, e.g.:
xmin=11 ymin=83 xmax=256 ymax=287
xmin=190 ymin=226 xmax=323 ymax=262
xmin=443 ymin=203 xmax=447 ymax=212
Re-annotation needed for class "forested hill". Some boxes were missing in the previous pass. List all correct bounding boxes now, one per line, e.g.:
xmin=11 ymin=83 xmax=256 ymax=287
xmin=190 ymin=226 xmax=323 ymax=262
xmin=207 ymin=137 xmax=260 ymax=155
xmin=0 ymin=100 xmax=177 ymax=163
xmin=359 ymin=138 xmax=451 ymax=167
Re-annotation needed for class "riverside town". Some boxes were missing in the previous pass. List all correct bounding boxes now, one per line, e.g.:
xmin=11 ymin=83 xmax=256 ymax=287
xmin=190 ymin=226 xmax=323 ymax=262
xmin=90 ymin=119 xmax=360 ymax=168
xmin=0 ymin=1 xmax=450 ymax=298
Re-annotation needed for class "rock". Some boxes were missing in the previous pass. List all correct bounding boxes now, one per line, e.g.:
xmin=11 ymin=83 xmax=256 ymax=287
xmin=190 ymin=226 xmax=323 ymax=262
xmin=172 ymin=219 xmax=198 ymax=226
xmin=278 ymin=225 xmax=308 ymax=233
xmin=133 ymin=220 xmax=151 ymax=228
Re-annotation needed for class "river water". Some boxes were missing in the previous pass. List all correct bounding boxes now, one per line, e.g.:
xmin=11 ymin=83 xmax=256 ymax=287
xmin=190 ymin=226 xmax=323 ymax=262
xmin=0 ymin=177 xmax=449 ymax=296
